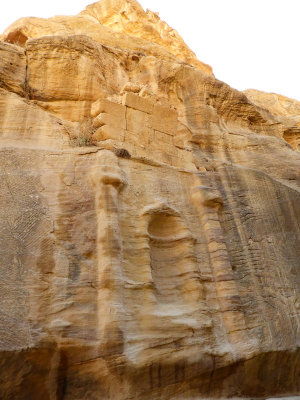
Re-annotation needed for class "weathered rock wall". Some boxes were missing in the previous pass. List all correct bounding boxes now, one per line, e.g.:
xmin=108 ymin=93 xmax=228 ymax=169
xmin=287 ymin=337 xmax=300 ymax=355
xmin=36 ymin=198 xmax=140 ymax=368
xmin=0 ymin=1 xmax=299 ymax=399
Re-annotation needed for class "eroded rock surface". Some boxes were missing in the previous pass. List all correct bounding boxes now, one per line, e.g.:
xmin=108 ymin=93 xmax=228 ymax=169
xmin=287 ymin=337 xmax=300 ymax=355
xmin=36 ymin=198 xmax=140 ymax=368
xmin=0 ymin=1 xmax=299 ymax=399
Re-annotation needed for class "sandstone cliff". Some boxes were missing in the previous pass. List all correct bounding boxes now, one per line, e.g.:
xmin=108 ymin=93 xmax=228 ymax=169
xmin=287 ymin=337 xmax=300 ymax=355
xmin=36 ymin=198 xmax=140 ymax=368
xmin=0 ymin=1 xmax=299 ymax=399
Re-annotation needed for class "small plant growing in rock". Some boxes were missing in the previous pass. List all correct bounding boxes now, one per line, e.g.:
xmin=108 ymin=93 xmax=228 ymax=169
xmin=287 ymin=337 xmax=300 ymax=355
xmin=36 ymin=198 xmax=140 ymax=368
xmin=70 ymin=117 xmax=97 ymax=147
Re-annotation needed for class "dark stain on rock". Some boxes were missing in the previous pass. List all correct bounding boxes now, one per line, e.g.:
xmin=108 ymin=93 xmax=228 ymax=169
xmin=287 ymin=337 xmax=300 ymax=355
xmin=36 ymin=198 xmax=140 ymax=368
xmin=68 ymin=255 xmax=80 ymax=281
xmin=174 ymin=361 xmax=185 ymax=383
xmin=149 ymin=362 xmax=153 ymax=389
xmin=56 ymin=183 xmax=96 ymax=286
xmin=37 ymin=238 xmax=55 ymax=274
xmin=56 ymin=349 xmax=68 ymax=400
xmin=114 ymin=148 xmax=131 ymax=159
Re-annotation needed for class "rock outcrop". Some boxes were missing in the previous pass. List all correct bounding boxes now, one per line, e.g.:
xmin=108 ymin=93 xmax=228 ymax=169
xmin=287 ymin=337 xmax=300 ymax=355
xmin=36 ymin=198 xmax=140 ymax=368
xmin=243 ymin=89 xmax=300 ymax=151
xmin=0 ymin=1 xmax=299 ymax=399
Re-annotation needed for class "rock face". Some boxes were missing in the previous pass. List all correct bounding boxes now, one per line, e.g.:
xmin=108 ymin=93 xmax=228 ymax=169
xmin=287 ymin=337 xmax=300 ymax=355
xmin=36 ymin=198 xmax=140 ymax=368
xmin=0 ymin=1 xmax=300 ymax=399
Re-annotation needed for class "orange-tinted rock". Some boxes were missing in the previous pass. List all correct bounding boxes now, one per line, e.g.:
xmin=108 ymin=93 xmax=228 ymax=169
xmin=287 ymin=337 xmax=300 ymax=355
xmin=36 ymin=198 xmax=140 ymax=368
xmin=0 ymin=1 xmax=300 ymax=399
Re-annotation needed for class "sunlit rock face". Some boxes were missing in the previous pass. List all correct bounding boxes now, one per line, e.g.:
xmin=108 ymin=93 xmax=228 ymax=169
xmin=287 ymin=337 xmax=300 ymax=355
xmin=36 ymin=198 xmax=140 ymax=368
xmin=0 ymin=1 xmax=300 ymax=399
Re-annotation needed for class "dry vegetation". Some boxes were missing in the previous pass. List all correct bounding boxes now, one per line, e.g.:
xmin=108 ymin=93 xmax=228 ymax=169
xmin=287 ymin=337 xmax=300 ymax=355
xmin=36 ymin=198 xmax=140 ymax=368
xmin=69 ymin=117 xmax=97 ymax=147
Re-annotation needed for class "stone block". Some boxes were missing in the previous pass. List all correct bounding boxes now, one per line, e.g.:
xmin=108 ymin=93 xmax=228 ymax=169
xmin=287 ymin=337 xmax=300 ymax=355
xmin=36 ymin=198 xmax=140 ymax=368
xmin=91 ymin=98 xmax=126 ymax=118
xmin=154 ymin=130 xmax=173 ymax=144
xmin=93 ymin=125 xmax=124 ymax=141
xmin=156 ymin=151 xmax=172 ymax=165
xmin=150 ymin=140 xmax=178 ymax=157
xmin=126 ymin=107 xmax=152 ymax=134
xmin=93 ymin=112 xmax=126 ymax=129
xmin=150 ymin=104 xmax=178 ymax=135
xmin=122 ymin=92 xmax=154 ymax=114
xmin=125 ymin=130 xmax=150 ymax=147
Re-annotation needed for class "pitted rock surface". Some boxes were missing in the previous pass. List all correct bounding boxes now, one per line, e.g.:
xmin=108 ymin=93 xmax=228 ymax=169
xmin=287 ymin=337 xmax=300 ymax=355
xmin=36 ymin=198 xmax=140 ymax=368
xmin=0 ymin=1 xmax=300 ymax=399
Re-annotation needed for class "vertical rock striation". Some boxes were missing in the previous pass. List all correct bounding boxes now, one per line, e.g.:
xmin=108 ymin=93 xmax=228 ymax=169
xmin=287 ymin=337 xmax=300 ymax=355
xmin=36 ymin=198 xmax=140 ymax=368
xmin=0 ymin=1 xmax=299 ymax=399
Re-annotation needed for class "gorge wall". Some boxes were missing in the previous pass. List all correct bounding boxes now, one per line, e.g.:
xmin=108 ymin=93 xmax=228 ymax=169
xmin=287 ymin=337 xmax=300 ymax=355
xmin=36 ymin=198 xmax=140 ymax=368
xmin=0 ymin=1 xmax=300 ymax=399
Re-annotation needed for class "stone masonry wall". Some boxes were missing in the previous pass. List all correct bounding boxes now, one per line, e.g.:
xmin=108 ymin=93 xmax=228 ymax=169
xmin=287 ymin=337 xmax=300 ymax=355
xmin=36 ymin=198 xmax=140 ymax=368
xmin=91 ymin=92 xmax=196 ymax=169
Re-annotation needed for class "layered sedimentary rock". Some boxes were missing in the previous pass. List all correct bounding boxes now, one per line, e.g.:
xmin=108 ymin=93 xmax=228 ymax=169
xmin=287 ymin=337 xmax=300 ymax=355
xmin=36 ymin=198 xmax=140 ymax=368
xmin=243 ymin=89 xmax=300 ymax=151
xmin=0 ymin=1 xmax=300 ymax=399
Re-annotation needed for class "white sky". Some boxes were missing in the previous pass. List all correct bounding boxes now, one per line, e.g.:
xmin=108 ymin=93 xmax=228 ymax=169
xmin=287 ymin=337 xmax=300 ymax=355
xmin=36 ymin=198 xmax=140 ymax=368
xmin=1 ymin=0 xmax=299 ymax=101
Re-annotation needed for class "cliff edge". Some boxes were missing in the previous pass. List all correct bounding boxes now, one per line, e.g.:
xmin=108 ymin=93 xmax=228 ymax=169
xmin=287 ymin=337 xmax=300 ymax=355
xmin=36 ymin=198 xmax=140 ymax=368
xmin=0 ymin=1 xmax=299 ymax=399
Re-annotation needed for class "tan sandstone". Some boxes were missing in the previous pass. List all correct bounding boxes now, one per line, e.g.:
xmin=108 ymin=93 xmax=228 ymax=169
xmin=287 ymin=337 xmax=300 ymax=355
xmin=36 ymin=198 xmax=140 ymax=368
xmin=0 ymin=1 xmax=299 ymax=399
